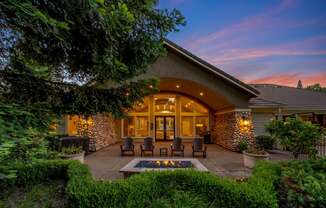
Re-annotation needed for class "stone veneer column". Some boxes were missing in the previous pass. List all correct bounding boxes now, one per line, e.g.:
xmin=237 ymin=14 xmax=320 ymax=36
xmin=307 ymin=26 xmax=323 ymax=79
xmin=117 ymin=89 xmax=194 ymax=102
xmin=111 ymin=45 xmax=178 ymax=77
xmin=212 ymin=110 xmax=254 ymax=151
xmin=77 ymin=114 xmax=117 ymax=151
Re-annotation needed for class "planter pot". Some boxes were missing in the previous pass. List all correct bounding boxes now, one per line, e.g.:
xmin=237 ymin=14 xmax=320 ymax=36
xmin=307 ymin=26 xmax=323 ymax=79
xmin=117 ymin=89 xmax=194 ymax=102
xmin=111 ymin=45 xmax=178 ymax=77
xmin=243 ymin=151 xmax=269 ymax=168
xmin=61 ymin=151 xmax=85 ymax=163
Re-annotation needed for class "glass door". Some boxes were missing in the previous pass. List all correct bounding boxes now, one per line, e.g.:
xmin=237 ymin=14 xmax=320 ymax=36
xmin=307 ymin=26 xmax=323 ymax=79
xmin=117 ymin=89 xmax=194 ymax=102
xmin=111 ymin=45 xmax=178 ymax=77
xmin=155 ymin=116 xmax=175 ymax=141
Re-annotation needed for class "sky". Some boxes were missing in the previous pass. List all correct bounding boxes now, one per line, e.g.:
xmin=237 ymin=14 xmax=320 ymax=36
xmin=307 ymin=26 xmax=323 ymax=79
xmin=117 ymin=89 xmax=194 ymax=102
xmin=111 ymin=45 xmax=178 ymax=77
xmin=158 ymin=0 xmax=326 ymax=87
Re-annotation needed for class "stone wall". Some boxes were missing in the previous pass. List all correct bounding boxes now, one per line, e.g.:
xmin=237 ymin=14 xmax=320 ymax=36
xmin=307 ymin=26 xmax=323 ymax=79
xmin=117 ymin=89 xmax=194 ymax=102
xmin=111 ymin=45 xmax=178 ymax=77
xmin=76 ymin=114 xmax=117 ymax=151
xmin=212 ymin=110 xmax=254 ymax=151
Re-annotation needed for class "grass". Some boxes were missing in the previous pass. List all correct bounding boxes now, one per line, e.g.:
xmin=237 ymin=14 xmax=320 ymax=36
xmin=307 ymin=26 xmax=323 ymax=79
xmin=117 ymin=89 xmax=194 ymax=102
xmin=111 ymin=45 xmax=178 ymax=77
xmin=0 ymin=180 xmax=66 ymax=208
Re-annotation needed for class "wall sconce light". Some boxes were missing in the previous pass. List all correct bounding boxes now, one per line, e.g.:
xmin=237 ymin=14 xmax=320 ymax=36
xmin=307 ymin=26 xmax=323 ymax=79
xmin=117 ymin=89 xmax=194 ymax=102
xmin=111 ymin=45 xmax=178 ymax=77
xmin=199 ymin=92 xmax=204 ymax=96
xmin=176 ymin=85 xmax=180 ymax=88
xmin=240 ymin=116 xmax=250 ymax=132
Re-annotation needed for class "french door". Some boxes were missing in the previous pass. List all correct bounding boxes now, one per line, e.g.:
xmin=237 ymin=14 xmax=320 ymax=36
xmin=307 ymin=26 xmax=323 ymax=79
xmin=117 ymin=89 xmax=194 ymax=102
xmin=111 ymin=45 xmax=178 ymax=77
xmin=155 ymin=116 xmax=175 ymax=141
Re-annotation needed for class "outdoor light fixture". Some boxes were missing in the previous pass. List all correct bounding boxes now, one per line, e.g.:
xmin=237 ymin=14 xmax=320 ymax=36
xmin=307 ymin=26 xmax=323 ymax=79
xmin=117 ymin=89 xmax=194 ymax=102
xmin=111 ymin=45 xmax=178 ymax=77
xmin=176 ymin=85 xmax=180 ymax=88
xmin=149 ymin=85 xmax=153 ymax=88
xmin=240 ymin=116 xmax=250 ymax=132
xmin=200 ymin=92 xmax=204 ymax=96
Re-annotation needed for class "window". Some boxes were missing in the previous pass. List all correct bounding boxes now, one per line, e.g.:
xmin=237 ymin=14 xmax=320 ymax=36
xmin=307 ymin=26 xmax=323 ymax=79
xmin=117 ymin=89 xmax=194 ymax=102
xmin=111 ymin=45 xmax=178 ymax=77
xmin=181 ymin=97 xmax=208 ymax=113
xmin=181 ymin=116 xmax=194 ymax=137
xmin=68 ymin=115 xmax=79 ymax=135
xmin=123 ymin=98 xmax=150 ymax=137
xmin=155 ymin=95 xmax=176 ymax=114
xmin=180 ymin=96 xmax=209 ymax=137
xmin=195 ymin=117 xmax=209 ymax=136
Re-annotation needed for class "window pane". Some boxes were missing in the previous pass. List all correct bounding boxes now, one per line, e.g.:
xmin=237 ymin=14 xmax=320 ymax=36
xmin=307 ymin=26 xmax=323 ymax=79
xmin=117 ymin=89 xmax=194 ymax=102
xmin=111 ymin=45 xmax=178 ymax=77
xmin=123 ymin=116 xmax=149 ymax=137
xmin=68 ymin=115 xmax=79 ymax=135
xmin=132 ymin=98 xmax=149 ymax=113
xmin=155 ymin=95 xmax=176 ymax=113
xmin=195 ymin=117 xmax=209 ymax=137
xmin=123 ymin=117 xmax=135 ymax=137
xmin=135 ymin=116 xmax=149 ymax=137
xmin=181 ymin=116 xmax=193 ymax=137
xmin=181 ymin=97 xmax=208 ymax=113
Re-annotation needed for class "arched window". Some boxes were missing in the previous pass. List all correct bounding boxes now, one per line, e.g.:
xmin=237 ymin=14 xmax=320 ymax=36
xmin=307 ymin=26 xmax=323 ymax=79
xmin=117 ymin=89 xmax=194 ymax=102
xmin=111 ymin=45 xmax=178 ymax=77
xmin=122 ymin=94 xmax=209 ymax=138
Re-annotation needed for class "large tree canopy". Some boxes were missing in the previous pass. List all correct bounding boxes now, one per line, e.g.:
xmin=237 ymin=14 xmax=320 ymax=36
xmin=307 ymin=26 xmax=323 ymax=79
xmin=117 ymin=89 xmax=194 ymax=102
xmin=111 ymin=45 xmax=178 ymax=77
xmin=0 ymin=0 xmax=185 ymax=117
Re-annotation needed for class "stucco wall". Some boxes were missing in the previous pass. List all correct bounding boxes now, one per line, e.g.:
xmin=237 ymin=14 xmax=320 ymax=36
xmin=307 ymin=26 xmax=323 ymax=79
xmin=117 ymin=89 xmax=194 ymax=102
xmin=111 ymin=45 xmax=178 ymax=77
xmin=212 ymin=110 xmax=254 ymax=151
xmin=140 ymin=48 xmax=254 ymax=110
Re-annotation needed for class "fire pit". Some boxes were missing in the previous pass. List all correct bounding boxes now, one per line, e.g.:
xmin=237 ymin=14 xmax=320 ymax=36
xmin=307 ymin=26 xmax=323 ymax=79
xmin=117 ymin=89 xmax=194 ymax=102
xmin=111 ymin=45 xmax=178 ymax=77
xmin=120 ymin=158 xmax=208 ymax=178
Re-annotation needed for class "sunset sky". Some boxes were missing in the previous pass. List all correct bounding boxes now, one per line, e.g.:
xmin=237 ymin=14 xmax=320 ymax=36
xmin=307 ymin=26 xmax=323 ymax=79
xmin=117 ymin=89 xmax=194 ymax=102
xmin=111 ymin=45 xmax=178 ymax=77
xmin=158 ymin=0 xmax=326 ymax=87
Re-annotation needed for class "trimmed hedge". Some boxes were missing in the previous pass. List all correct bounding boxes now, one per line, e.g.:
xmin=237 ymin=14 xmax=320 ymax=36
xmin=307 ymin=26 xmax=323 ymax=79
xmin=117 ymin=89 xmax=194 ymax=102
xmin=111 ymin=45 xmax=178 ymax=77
xmin=7 ymin=160 xmax=280 ymax=208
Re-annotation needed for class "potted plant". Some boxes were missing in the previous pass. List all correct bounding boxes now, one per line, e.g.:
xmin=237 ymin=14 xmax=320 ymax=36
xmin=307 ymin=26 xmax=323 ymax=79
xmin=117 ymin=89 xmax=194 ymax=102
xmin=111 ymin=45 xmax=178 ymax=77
xmin=243 ymin=146 xmax=269 ymax=168
xmin=60 ymin=146 xmax=85 ymax=163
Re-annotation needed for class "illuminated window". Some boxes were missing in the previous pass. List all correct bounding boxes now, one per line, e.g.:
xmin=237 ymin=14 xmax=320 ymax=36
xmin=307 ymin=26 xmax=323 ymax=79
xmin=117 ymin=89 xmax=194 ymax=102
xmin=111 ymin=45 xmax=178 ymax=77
xmin=155 ymin=94 xmax=176 ymax=114
xmin=181 ymin=116 xmax=194 ymax=137
xmin=195 ymin=117 xmax=209 ymax=136
xmin=132 ymin=98 xmax=149 ymax=113
xmin=68 ymin=115 xmax=79 ymax=135
xmin=181 ymin=97 xmax=208 ymax=113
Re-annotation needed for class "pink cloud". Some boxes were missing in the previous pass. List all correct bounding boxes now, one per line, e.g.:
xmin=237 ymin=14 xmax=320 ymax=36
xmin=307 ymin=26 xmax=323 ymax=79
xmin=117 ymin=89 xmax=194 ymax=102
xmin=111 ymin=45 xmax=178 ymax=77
xmin=184 ymin=0 xmax=296 ymax=50
xmin=247 ymin=72 xmax=326 ymax=87
xmin=200 ymin=35 xmax=326 ymax=64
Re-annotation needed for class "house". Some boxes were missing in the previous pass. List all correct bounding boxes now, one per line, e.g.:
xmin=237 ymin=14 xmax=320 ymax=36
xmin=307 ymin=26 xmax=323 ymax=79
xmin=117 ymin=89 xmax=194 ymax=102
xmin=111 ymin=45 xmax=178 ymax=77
xmin=60 ymin=40 xmax=326 ymax=152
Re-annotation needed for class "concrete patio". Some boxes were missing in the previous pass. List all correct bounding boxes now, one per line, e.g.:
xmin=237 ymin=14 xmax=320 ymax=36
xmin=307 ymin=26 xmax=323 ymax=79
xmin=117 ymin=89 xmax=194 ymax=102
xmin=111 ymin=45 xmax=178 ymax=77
xmin=85 ymin=142 xmax=292 ymax=180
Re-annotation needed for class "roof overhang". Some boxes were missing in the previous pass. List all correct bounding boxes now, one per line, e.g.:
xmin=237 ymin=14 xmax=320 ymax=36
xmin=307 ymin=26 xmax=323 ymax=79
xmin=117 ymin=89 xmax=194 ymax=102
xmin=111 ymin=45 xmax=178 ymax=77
xmin=163 ymin=39 xmax=259 ymax=97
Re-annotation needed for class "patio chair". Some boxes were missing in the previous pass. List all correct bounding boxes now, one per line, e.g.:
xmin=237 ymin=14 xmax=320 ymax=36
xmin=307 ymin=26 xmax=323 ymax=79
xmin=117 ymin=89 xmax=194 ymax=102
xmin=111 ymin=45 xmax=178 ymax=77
xmin=120 ymin=137 xmax=135 ymax=156
xmin=140 ymin=137 xmax=154 ymax=156
xmin=171 ymin=137 xmax=185 ymax=157
xmin=192 ymin=138 xmax=207 ymax=158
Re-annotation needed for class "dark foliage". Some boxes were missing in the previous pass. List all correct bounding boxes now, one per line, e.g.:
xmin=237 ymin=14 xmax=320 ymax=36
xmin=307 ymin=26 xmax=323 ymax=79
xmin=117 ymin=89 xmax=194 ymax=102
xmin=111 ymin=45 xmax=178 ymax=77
xmin=255 ymin=135 xmax=275 ymax=150
xmin=0 ymin=0 xmax=185 ymax=117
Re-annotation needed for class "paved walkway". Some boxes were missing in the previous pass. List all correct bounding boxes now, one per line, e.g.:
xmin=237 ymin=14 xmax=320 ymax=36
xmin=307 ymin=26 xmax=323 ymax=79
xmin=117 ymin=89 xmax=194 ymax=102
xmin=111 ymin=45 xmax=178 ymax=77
xmin=85 ymin=142 xmax=292 ymax=180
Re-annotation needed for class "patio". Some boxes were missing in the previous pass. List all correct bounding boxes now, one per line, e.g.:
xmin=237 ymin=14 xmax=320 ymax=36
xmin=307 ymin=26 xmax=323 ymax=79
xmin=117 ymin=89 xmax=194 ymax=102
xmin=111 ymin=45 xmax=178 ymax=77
xmin=85 ymin=142 xmax=293 ymax=180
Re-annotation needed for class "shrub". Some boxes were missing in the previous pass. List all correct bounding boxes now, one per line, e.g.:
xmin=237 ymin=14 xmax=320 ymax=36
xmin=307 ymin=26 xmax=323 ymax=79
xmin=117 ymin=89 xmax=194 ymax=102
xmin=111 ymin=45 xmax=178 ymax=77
xmin=278 ymin=159 xmax=326 ymax=208
xmin=265 ymin=118 xmax=324 ymax=158
xmin=4 ymin=160 xmax=280 ymax=208
xmin=255 ymin=135 xmax=275 ymax=150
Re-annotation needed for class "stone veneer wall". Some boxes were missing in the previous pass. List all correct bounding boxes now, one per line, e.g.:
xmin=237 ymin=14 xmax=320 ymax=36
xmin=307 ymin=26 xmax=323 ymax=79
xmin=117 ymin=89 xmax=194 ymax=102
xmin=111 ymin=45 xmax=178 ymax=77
xmin=212 ymin=111 xmax=254 ymax=151
xmin=76 ymin=114 xmax=117 ymax=151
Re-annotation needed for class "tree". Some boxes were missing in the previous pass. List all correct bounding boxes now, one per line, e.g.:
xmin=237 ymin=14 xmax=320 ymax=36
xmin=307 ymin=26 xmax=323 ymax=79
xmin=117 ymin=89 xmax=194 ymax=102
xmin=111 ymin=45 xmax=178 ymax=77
xmin=296 ymin=80 xmax=303 ymax=89
xmin=265 ymin=118 xmax=324 ymax=159
xmin=306 ymin=83 xmax=326 ymax=93
xmin=0 ymin=0 xmax=185 ymax=117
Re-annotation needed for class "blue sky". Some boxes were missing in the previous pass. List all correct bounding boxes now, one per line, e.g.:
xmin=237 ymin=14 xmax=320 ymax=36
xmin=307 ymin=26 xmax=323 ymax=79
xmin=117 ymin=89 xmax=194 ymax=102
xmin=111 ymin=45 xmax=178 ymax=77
xmin=158 ymin=0 xmax=326 ymax=87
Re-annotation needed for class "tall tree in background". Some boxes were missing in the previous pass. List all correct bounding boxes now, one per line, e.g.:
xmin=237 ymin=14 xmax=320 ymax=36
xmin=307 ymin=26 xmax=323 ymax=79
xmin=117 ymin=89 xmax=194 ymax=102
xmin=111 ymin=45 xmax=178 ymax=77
xmin=297 ymin=80 xmax=303 ymax=89
xmin=0 ymin=0 xmax=185 ymax=117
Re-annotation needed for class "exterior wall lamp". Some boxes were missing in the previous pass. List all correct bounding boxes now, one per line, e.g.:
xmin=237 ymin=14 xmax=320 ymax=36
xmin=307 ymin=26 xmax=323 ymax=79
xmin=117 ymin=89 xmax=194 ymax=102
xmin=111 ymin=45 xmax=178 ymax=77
xmin=239 ymin=115 xmax=251 ymax=133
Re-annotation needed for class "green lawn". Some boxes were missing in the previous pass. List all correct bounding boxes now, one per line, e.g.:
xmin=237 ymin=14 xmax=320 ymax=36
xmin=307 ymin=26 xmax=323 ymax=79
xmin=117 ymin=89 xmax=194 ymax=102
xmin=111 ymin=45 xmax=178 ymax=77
xmin=0 ymin=180 xmax=66 ymax=208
